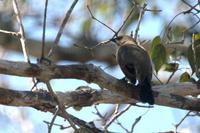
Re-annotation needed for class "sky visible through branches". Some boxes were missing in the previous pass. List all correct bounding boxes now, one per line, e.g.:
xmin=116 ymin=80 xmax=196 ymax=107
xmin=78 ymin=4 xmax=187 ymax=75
xmin=0 ymin=0 xmax=200 ymax=133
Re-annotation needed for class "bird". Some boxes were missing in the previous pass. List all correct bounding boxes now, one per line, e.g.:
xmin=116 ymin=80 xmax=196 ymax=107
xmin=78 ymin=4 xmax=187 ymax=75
xmin=110 ymin=35 xmax=154 ymax=105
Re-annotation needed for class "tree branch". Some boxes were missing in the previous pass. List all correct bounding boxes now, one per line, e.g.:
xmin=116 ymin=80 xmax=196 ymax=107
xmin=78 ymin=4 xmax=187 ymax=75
xmin=0 ymin=37 xmax=188 ymax=65
xmin=0 ymin=60 xmax=200 ymax=111
xmin=47 ymin=0 xmax=79 ymax=58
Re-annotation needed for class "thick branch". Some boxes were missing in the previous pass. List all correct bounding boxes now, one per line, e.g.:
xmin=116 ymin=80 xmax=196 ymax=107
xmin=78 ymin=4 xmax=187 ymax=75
xmin=0 ymin=59 xmax=200 ymax=111
xmin=0 ymin=83 xmax=199 ymax=111
xmin=0 ymin=86 xmax=104 ymax=132
xmin=0 ymin=86 xmax=134 ymax=107
xmin=0 ymin=38 xmax=117 ymax=65
xmin=0 ymin=38 xmax=187 ymax=65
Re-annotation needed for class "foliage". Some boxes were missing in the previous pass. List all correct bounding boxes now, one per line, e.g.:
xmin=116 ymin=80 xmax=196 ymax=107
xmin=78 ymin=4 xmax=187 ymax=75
xmin=0 ymin=0 xmax=200 ymax=133
xmin=187 ymin=33 xmax=200 ymax=76
xmin=179 ymin=71 xmax=191 ymax=82
xmin=150 ymin=36 xmax=167 ymax=73
xmin=163 ymin=63 xmax=179 ymax=72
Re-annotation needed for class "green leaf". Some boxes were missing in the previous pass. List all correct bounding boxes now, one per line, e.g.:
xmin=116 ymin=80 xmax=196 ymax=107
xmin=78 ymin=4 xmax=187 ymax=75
xmin=179 ymin=72 xmax=191 ymax=82
xmin=150 ymin=36 xmax=167 ymax=73
xmin=163 ymin=63 xmax=179 ymax=72
xmin=188 ymin=45 xmax=195 ymax=73
xmin=187 ymin=33 xmax=200 ymax=74
xmin=74 ymin=127 xmax=94 ymax=133
xmin=193 ymin=33 xmax=200 ymax=41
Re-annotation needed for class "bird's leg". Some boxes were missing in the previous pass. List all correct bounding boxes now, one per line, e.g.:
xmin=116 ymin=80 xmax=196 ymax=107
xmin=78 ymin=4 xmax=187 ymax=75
xmin=120 ymin=77 xmax=137 ymax=89
xmin=120 ymin=77 xmax=129 ymax=83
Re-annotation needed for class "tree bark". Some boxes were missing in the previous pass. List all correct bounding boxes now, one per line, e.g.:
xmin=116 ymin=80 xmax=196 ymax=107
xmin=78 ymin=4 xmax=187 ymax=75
xmin=0 ymin=59 xmax=199 ymax=111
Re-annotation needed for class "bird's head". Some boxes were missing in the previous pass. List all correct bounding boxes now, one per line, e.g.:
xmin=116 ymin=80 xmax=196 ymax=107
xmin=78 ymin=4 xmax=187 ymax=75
xmin=110 ymin=35 xmax=136 ymax=46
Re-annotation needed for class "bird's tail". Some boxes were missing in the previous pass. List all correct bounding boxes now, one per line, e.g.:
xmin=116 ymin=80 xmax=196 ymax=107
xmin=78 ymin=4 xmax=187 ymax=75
xmin=139 ymin=77 xmax=154 ymax=105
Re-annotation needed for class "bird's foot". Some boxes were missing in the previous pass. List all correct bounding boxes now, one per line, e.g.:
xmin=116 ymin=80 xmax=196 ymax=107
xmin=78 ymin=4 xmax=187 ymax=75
xmin=120 ymin=77 xmax=129 ymax=83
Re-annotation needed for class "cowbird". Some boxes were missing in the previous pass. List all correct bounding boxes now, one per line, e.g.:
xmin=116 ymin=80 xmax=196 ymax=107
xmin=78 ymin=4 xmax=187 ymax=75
xmin=111 ymin=35 xmax=154 ymax=105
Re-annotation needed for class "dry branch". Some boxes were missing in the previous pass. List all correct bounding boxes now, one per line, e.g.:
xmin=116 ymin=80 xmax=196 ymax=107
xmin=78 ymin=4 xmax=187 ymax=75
xmin=0 ymin=59 xmax=200 ymax=111
xmin=0 ymin=37 xmax=188 ymax=65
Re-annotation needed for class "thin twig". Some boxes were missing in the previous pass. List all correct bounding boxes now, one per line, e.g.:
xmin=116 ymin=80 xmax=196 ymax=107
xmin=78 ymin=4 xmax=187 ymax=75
xmin=162 ymin=5 xmax=197 ymax=41
xmin=184 ymin=11 xmax=200 ymax=33
xmin=130 ymin=116 xmax=141 ymax=133
xmin=134 ymin=3 xmax=147 ymax=43
xmin=116 ymin=119 xmax=130 ymax=133
xmin=153 ymin=72 xmax=164 ymax=84
xmin=46 ymin=81 xmax=59 ymax=101
xmin=0 ymin=29 xmax=20 ymax=37
xmin=182 ymin=12 xmax=200 ymax=51
xmin=41 ymin=0 xmax=49 ymax=59
xmin=114 ymin=5 xmax=136 ymax=38
xmin=86 ymin=4 xmax=137 ymax=50
xmin=48 ymin=107 xmax=59 ymax=133
xmin=87 ymin=5 xmax=117 ymax=34
xmin=12 ymin=0 xmax=30 ymax=63
xmin=174 ymin=111 xmax=191 ymax=132
xmin=94 ymin=105 xmax=105 ymax=119
xmin=162 ymin=0 xmax=200 ymax=41
xmin=166 ymin=49 xmax=179 ymax=84
xmin=87 ymin=3 xmax=137 ymax=49
xmin=47 ymin=0 xmax=79 ymax=58
xmin=185 ymin=19 xmax=200 ymax=33
xmin=13 ymin=0 xmax=38 ymax=94
xmin=46 ymin=81 xmax=77 ymax=131
xmin=181 ymin=0 xmax=200 ymax=12
xmin=130 ymin=108 xmax=150 ymax=132
xmin=104 ymin=105 xmax=131 ymax=129
xmin=31 ymin=78 xmax=39 ymax=91
xmin=161 ymin=12 xmax=183 ymax=41
xmin=128 ymin=0 xmax=162 ymax=12
xmin=166 ymin=71 xmax=177 ymax=84
xmin=44 ymin=106 xmax=103 ymax=132
xmin=44 ymin=120 xmax=71 ymax=130
xmin=144 ymin=8 xmax=162 ymax=12
xmin=192 ymin=34 xmax=200 ymax=78
xmin=113 ymin=104 xmax=120 ymax=114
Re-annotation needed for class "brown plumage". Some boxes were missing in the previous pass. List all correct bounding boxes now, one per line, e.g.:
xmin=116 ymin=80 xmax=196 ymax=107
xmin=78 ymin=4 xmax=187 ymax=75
xmin=111 ymin=35 xmax=154 ymax=105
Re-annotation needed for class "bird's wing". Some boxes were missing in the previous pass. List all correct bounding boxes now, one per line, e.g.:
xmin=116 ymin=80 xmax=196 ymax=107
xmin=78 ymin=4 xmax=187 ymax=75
xmin=124 ymin=63 xmax=137 ymax=84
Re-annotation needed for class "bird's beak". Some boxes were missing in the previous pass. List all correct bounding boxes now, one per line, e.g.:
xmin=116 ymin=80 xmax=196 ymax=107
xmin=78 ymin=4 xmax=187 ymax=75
xmin=95 ymin=40 xmax=112 ymax=47
xmin=96 ymin=37 xmax=118 ymax=48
